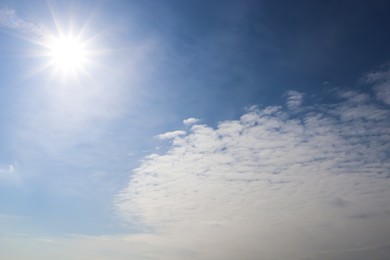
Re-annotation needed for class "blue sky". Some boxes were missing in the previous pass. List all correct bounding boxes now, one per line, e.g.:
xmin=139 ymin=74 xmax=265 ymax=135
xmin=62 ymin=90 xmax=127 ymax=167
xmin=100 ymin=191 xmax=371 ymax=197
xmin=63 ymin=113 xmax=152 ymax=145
xmin=0 ymin=0 xmax=390 ymax=259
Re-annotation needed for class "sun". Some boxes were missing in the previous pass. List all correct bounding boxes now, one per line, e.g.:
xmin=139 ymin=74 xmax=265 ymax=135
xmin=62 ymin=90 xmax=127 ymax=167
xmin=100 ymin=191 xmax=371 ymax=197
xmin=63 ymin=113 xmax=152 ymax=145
xmin=48 ymin=36 xmax=86 ymax=69
xmin=45 ymin=33 xmax=90 ymax=78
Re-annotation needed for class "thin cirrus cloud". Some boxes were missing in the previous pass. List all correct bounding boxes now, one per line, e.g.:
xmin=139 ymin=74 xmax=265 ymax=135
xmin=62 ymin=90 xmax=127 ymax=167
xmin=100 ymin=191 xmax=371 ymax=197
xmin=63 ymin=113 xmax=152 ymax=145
xmin=0 ymin=7 xmax=49 ymax=37
xmin=116 ymin=69 xmax=390 ymax=259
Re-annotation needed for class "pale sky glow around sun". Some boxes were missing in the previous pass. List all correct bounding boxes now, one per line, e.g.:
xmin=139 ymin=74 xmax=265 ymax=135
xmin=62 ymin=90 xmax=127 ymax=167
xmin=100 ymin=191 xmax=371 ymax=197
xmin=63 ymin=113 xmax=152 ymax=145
xmin=0 ymin=1 xmax=390 ymax=260
xmin=37 ymin=22 xmax=98 ymax=82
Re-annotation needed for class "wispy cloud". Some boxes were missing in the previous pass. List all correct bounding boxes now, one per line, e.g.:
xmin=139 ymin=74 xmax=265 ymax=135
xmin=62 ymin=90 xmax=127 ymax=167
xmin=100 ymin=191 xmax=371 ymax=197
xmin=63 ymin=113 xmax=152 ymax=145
xmin=156 ymin=130 xmax=186 ymax=140
xmin=285 ymin=90 xmax=304 ymax=109
xmin=365 ymin=66 xmax=390 ymax=105
xmin=0 ymin=7 xmax=49 ymax=37
xmin=117 ymin=81 xmax=390 ymax=259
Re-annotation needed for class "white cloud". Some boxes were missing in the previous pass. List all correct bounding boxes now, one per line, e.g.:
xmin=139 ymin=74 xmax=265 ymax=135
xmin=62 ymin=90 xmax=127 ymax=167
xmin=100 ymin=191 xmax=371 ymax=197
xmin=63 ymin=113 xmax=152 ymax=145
xmin=0 ymin=7 xmax=49 ymax=37
xmin=285 ymin=90 xmax=303 ymax=109
xmin=376 ymin=83 xmax=390 ymax=105
xmin=286 ymin=90 xmax=303 ymax=109
xmin=157 ymin=130 xmax=186 ymax=140
xmin=183 ymin=117 xmax=200 ymax=126
xmin=117 ymin=88 xmax=390 ymax=259
xmin=365 ymin=67 xmax=390 ymax=105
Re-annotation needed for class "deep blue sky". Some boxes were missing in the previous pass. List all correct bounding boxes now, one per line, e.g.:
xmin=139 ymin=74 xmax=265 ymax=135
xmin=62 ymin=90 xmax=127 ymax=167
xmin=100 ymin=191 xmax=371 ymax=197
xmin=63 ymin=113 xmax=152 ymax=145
xmin=0 ymin=1 xmax=390 ymax=259
xmin=104 ymin=0 xmax=390 ymax=123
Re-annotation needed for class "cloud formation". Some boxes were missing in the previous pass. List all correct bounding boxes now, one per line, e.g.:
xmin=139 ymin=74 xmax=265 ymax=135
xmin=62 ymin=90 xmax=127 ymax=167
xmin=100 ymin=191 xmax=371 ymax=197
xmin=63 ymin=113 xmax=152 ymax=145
xmin=0 ymin=7 xmax=49 ymax=37
xmin=285 ymin=90 xmax=304 ymax=109
xmin=117 ymin=84 xmax=390 ymax=259
xmin=157 ymin=130 xmax=186 ymax=140
xmin=366 ymin=66 xmax=390 ymax=105
xmin=183 ymin=117 xmax=200 ymax=126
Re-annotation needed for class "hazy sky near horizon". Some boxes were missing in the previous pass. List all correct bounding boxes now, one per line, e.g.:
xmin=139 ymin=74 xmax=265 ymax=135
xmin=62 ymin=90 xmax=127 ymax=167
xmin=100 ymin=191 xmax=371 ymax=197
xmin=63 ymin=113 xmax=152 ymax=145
xmin=0 ymin=0 xmax=390 ymax=259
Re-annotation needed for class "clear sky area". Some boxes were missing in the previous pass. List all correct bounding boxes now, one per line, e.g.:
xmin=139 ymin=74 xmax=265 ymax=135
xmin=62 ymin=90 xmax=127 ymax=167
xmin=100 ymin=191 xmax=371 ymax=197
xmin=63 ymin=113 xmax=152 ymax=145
xmin=0 ymin=0 xmax=390 ymax=259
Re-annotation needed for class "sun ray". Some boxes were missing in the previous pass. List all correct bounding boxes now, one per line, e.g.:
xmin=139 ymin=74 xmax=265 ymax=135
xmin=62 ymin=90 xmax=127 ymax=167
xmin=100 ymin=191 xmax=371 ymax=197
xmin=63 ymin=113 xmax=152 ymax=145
xmin=0 ymin=2 xmax=112 ymax=84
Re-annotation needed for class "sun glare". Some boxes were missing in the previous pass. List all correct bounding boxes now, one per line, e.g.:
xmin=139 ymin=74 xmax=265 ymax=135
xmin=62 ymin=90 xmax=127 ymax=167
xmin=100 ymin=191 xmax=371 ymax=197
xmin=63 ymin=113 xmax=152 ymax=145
xmin=45 ymin=34 xmax=90 ymax=78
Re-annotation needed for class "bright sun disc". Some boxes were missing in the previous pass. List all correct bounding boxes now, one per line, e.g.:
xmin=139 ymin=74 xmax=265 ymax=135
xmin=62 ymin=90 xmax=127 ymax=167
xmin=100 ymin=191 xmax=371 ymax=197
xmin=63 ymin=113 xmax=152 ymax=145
xmin=47 ymin=35 xmax=88 ymax=75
